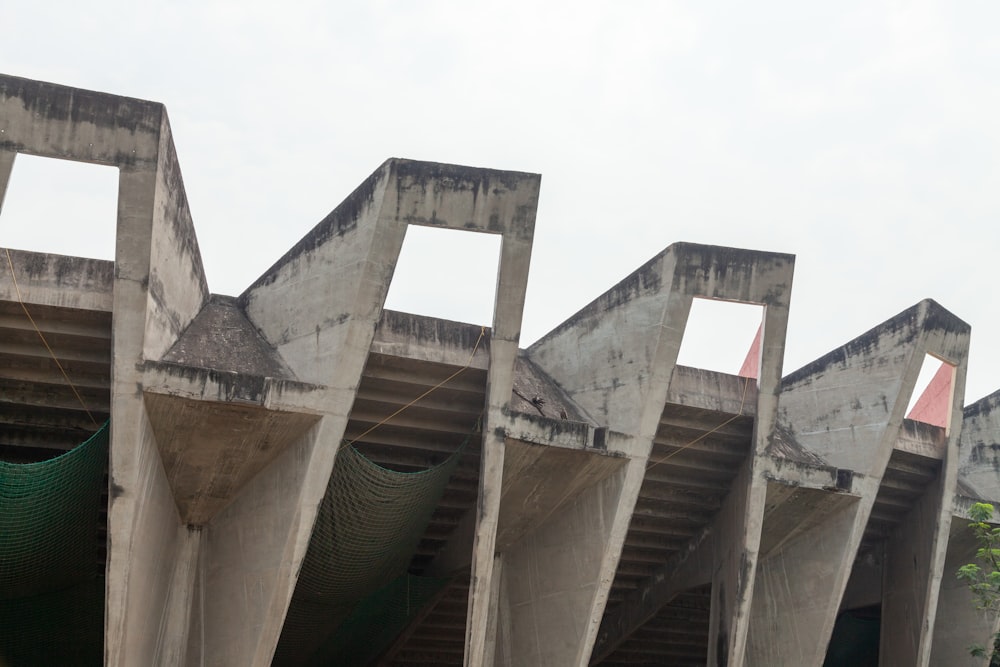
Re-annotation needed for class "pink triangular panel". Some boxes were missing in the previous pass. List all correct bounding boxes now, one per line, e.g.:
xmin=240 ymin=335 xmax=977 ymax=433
xmin=906 ymin=362 xmax=953 ymax=428
xmin=738 ymin=324 xmax=762 ymax=379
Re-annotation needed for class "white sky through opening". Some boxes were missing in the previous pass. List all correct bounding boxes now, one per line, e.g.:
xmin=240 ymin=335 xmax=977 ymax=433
xmin=676 ymin=298 xmax=763 ymax=374
xmin=0 ymin=155 xmax=119 ymax=261
xmin=384 ymin=225 xmax=501 ymax=326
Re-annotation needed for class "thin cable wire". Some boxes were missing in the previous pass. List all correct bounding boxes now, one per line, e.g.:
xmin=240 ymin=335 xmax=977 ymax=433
xmin=646 ymin=374 xmax=752 ymax=473
xmin=343 ymin=326 xmax=487 ymax=448
xmin=4 ymin=247 xmax=99 ymax=427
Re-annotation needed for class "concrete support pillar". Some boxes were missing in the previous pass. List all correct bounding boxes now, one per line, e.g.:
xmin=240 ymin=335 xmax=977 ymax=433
xmin=106 ymin=121 xmax=210 ymax=666
xmin=705 ymin=456 xmax=769 ymax=667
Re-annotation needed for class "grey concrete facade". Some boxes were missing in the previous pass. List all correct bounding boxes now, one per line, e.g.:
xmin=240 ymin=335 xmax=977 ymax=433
xmin=3 ymin=74 xmax=1000 ymax=666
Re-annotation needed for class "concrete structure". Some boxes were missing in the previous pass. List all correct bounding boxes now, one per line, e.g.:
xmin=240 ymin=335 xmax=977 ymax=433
xmin=3 ymin=73 xmax=1000 ymax=666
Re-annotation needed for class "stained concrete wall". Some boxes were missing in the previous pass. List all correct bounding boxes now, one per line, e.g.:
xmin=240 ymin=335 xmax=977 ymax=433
xmin=959 ymin=392 xmax=1000 ymax=502
xmin=494 ymin=459 xmax=627 ymax=666
xmin=746 ymin=300 xmax=969 ymax=667
xmin=529 ymin=243 xmax=794 ymax=667
xmin=0 ymin=74 xmax=212 ymax=666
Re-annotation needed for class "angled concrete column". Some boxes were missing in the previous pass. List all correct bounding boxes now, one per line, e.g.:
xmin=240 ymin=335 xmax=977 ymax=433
xmin=530 ymin=243 xmax=794 ymax=667
xmin=745 ymin=300 xmax=970 ymax=667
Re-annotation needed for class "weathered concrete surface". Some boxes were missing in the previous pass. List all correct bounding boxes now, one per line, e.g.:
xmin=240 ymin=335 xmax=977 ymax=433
xmin=161 ymin=294 xmax=295 ymax=378
xmin=746 ymin=483 xmax=862 ymax=666
xmin=1 ymin=74 xmax=210 ymax=666
xmin=746 ymin=300 xmax=970 ymax=667
xmin=142 ymin=392 xmax=321 ymax=524
xmin=7 ymin=73 xmax=1000 ymax=667
xmin=0 ymin=249 xmax=114 ymax=311
xmin=930 ymin=503 xmax=1000 ymax=666
xmin=530 ymin=243 xmax=794 ymax=667
xmin=494 ymin=452 xmax=627 ymax=666
xmin=958 ymin=391 xmax=1000 ymax=502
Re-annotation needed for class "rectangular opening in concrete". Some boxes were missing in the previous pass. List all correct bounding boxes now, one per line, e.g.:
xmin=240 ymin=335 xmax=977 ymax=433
xmin=384 ymin=225 xmax=501 ymax=326
xmin=906 ymin=354 xmax=955 ymax=430
xmin=0 ymin=154 xmax=119 ymax=261
xmin=676 ymin=297 xmax=764 ymax=375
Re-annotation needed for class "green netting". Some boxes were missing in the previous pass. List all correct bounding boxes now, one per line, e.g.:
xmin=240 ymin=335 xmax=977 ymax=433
xmin=0 ymin=422 xmax=108 ymax=599
xmin=273 ymin=441 xmax=463 ymax=665
xmin=822 ymin=607 xmax=880 ymax=667
xmin=307 ymin=573 xmax=450 ymax=667
xmin=0 ymin=423 xmax=108 ymax=666
xmin=0 ymin=577 xmax=105 ymax=666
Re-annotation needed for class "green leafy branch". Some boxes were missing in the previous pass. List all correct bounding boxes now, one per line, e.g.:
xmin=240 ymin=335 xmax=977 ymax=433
xmin=957 ymin=502 xmax=1000 ymax=662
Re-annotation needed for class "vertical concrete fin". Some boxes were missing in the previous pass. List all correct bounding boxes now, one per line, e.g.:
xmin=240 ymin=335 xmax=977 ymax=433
xmin=746 ymin=484 xmax=864 ymax=667
xmin=142 ymin=111 xmax=211 ymax=361
xmin=239 ymin=159 xmax=397 ymax=386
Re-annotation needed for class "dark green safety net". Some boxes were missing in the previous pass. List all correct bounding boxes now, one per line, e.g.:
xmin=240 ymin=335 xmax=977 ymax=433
xmin=822 ymin=606 xmax=880 ymax=667
xmin=0 ymin=578 xmax=105 ymax=666
xmin=273 ymin=441 xmax=463 ymax=665
xmin=0 ymin=422 xmax=108 ymax=666
xmin=307 ymin=573 xmax=450 ymax=667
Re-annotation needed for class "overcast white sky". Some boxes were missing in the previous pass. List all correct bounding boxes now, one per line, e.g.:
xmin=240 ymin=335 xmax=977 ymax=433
xmin=2 ymin=1 xmax=999 ymax=403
